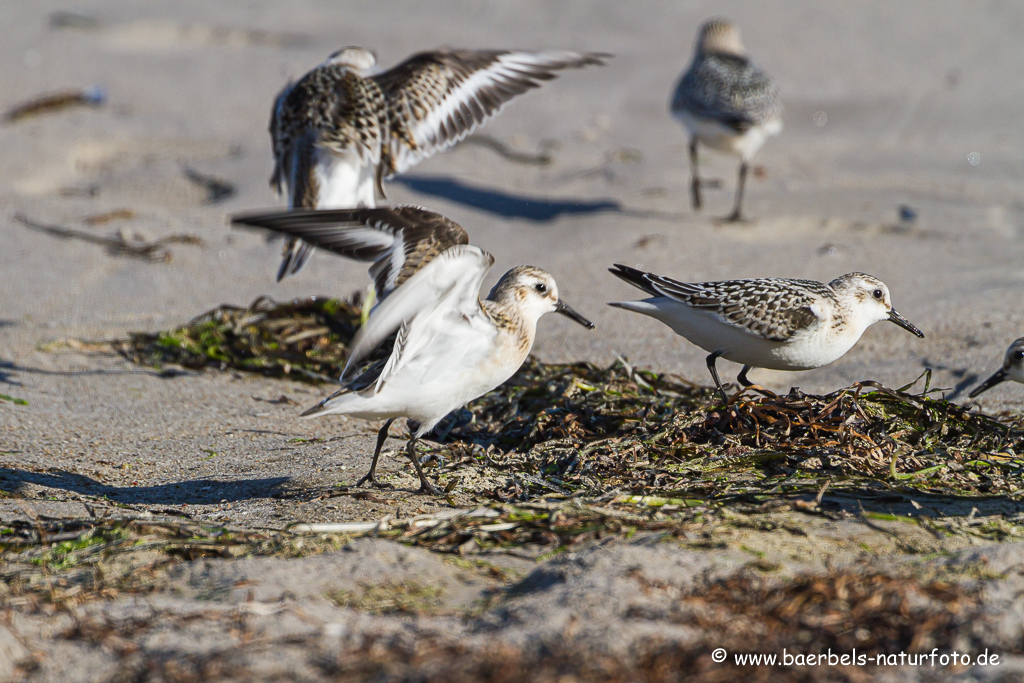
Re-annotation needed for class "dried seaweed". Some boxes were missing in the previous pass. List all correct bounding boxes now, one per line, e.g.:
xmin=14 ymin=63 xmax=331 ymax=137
xmin=103 ymin=296 xmax=1024 ymax=504
xmin=4 ymin=84 xmax=105 ymax=123
xmin=3 ymin=510 xmax=1006 ymax=682
xmin=112 ymin=295 xmax=363 ymax=382
xmin=323 ymin=571 xmax=984 ymax=682
xmin=15 ymin=212 xmax=203 ymax=262
xmin=426 ymin=360 xmax=1024 ymax=504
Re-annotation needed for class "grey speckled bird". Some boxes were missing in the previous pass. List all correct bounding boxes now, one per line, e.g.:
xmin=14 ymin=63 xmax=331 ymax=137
xmin=269 ymin=47 xmax=608 ymax=281
xmin=671 ymin=18 xmax=782 ymax=222
xmin=608 ymin=265 xmax=923 ymax=403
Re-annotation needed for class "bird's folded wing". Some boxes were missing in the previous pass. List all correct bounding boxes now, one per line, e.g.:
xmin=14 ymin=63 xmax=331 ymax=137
xmin=231 ymin=206 xmax=470 ymax=300
xmin=642 ymin=272 xmax=826 ymax=342
xmin=672 ymin=54 xmax=780 ymax=130
xmin=375 ymin=49 xmax=608 ymax=175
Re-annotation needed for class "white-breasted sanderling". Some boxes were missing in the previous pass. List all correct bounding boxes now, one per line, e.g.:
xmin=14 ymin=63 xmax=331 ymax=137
xmin=232 ymin=206 xmax=595 ymax=494
xmin=269 ymin=47 xmax=608 ymax=280
xmin=608 ymin=264 xmax=924 ymax=402
xmin=670 ymin=18 xmax=782 ymax=223
xmin=969 ymin=338 xmax=1024 ymax=398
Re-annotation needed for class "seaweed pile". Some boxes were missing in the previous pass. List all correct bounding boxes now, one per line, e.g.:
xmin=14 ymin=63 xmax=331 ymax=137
xmin=112 ymin=295 xmax=363 ymax=382
xmin=106 ymin=296 xmax=1024 ymax=505
xmin=436 ymin=361 xmax=1024 ymax=504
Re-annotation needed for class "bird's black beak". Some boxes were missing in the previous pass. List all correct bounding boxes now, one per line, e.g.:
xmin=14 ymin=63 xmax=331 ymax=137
xmin=969 ymin=368 xmax=1008 ymax=398
xmin=888 ymin=309 xmax=924 ymax=338
xmin=555 ymin=300 xmax=595 ymax=329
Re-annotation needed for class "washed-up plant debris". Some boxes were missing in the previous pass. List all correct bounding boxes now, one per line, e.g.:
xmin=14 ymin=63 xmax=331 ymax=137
xmin=15 ymin=212 xmax=203 ymax=262
xmin=2 ymin=501 xmax=1014 ymax=610
xmin=104 ymin=295 xmax=1024 ymax=506
xmin=182 ymin=166 xmax=235 ymax=203
xmin=4 ymin=84 xmax=106 ymax=123
xmin=2 ymin=508 xmax=1009 ymax=682
xmin=434 ymin=360 xmax=1024 ymax=504
xmin=112 ymin=295 xmax=363 ymax=382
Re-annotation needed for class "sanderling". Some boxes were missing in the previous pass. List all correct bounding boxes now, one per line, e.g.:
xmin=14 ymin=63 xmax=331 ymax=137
xmin=608 ymin=264 xmax=924 ymax=402
xmin=232 ymin=206 xmax=595 ymax=494
xmin=969 ymin=338 xmax=1024 ymax=398
xmin=670 ymin=18 xmax=782 ymax=222
xmin=269 ymin=47 xmax=608 ymax=280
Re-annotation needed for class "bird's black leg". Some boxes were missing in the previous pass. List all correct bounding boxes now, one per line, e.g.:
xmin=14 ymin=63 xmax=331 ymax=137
xmin=723 ymin=161 xmax=749 ymax=223
xmin=356 ymin=418 xmax=395 ymax=488
xmin=706 ymin=351 xmax=729 ymax=404
xmin=405 ymin=437 xmax=440 ymax=495
xmin=689 ymin=139 xmax=703 ymax=212
xmin=737 ymin=365 xmax=754 ymax=387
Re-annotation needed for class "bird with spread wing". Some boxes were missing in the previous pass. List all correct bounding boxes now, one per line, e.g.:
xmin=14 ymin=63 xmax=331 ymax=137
xmin=269 ymin=46 xmax=608 ymax=280
xmin=232 ymin=206 xmax=595 ymax=494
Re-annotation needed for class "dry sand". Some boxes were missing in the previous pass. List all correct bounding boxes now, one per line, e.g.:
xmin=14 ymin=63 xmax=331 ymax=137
xmin=2 ymin=1 xmax=1024 ymax=680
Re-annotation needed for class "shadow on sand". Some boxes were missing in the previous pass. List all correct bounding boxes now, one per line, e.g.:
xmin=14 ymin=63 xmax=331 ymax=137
xmin=395 ymin=175 xmax=685 ymax=222
xmin=0 ymin=468 xmax=289 ymax=505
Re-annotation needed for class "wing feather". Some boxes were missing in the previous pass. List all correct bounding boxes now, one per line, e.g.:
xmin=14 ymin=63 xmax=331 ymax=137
xmin=610 ymin=264 xmax=826 ymax=342
xmin=375 ymin=49 xmax=608 ymax=175
xmin=344 ymin=244 xmax=494 ymax=377
xmin=231 ymin=206 xmax=470 ymax=300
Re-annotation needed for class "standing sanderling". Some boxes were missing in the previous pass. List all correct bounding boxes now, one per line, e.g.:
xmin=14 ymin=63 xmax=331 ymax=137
xmin=608 ymin=264 xmax=924 ymax=402
xmin=969 ymin=338 xmax=1024 ymax=398
xmin=232 ymin=206 xmax=595 ymax=494
xmin=269 ymin=47 xmax=608 ymax=280
xmin=670 ymin=18 xmax=782 ymax=223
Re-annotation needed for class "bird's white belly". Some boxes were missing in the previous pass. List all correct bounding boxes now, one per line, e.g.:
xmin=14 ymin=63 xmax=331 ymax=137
xmin=361 ymin=353 xmax=519 ymax=429
xmin=315 ymin=149 xmax=376 ymax=209
xmin=646 ymin=300 xmax=858 ymax=371
xmin=673 ymin=110 xmax=781 ymax=161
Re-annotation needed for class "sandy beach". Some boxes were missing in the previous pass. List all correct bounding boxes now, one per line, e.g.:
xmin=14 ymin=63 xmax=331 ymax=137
xmin=2 ymin=1 xmax=1024 ymax=680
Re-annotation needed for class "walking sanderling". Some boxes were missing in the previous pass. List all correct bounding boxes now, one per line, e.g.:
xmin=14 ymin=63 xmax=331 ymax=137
xmin=232 ymin=206 xmax=595 ymax=493
xmin=671 ymin=18 xmax=782 ymax=222
xmin=608 ymin=264 xmax=923 ymax=402
xmin=269 ymin=47 xmax=608 ymax=280
xmin=969 ymin=338 xmax=1024 ymax=398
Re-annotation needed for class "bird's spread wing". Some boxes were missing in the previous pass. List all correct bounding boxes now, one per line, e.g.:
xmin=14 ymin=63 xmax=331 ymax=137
xmin=610 ymin=264 xmax=827 ymax=342
xmin=671 ymin=54 xmax=780 ymax=131
xmin=374 ymin=49 xmax=608 ymax=175
xmin=345 ymin=244 xmax=494 ymax=377
xmin=231 ymin=205 xmax=471 ymax=300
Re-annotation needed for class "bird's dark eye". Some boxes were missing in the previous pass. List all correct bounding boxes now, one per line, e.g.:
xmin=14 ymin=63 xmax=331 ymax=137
xmin=534 ymin=282 xmax=548 ymax=294
xmin=872 ymin=288 xmax=884 ymax=300
xmin=1014 ymin=350 xmax=1024 ymax=361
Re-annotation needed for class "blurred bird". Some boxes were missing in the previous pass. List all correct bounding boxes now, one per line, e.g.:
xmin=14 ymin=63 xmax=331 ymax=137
xmin=269 ymin=47 xmax=608 ymax=280
xmin=671 ymin=18 xmax=782 ymax=222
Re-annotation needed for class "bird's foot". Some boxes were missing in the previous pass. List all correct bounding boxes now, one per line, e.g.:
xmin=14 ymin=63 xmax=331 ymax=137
xmin=415 ymin=477 xmax=440 ymax=496
xmin=355 ymin=471 xmax=393 ymax=489
xmin=715 ymin=211 xmax=753 ymax=225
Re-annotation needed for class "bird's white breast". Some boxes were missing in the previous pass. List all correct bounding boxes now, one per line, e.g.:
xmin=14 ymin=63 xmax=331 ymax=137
xmin=314 ymin=148 xmax=377 ymax=209
xmin=673 ymin=110 xmax=781 ymax=161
